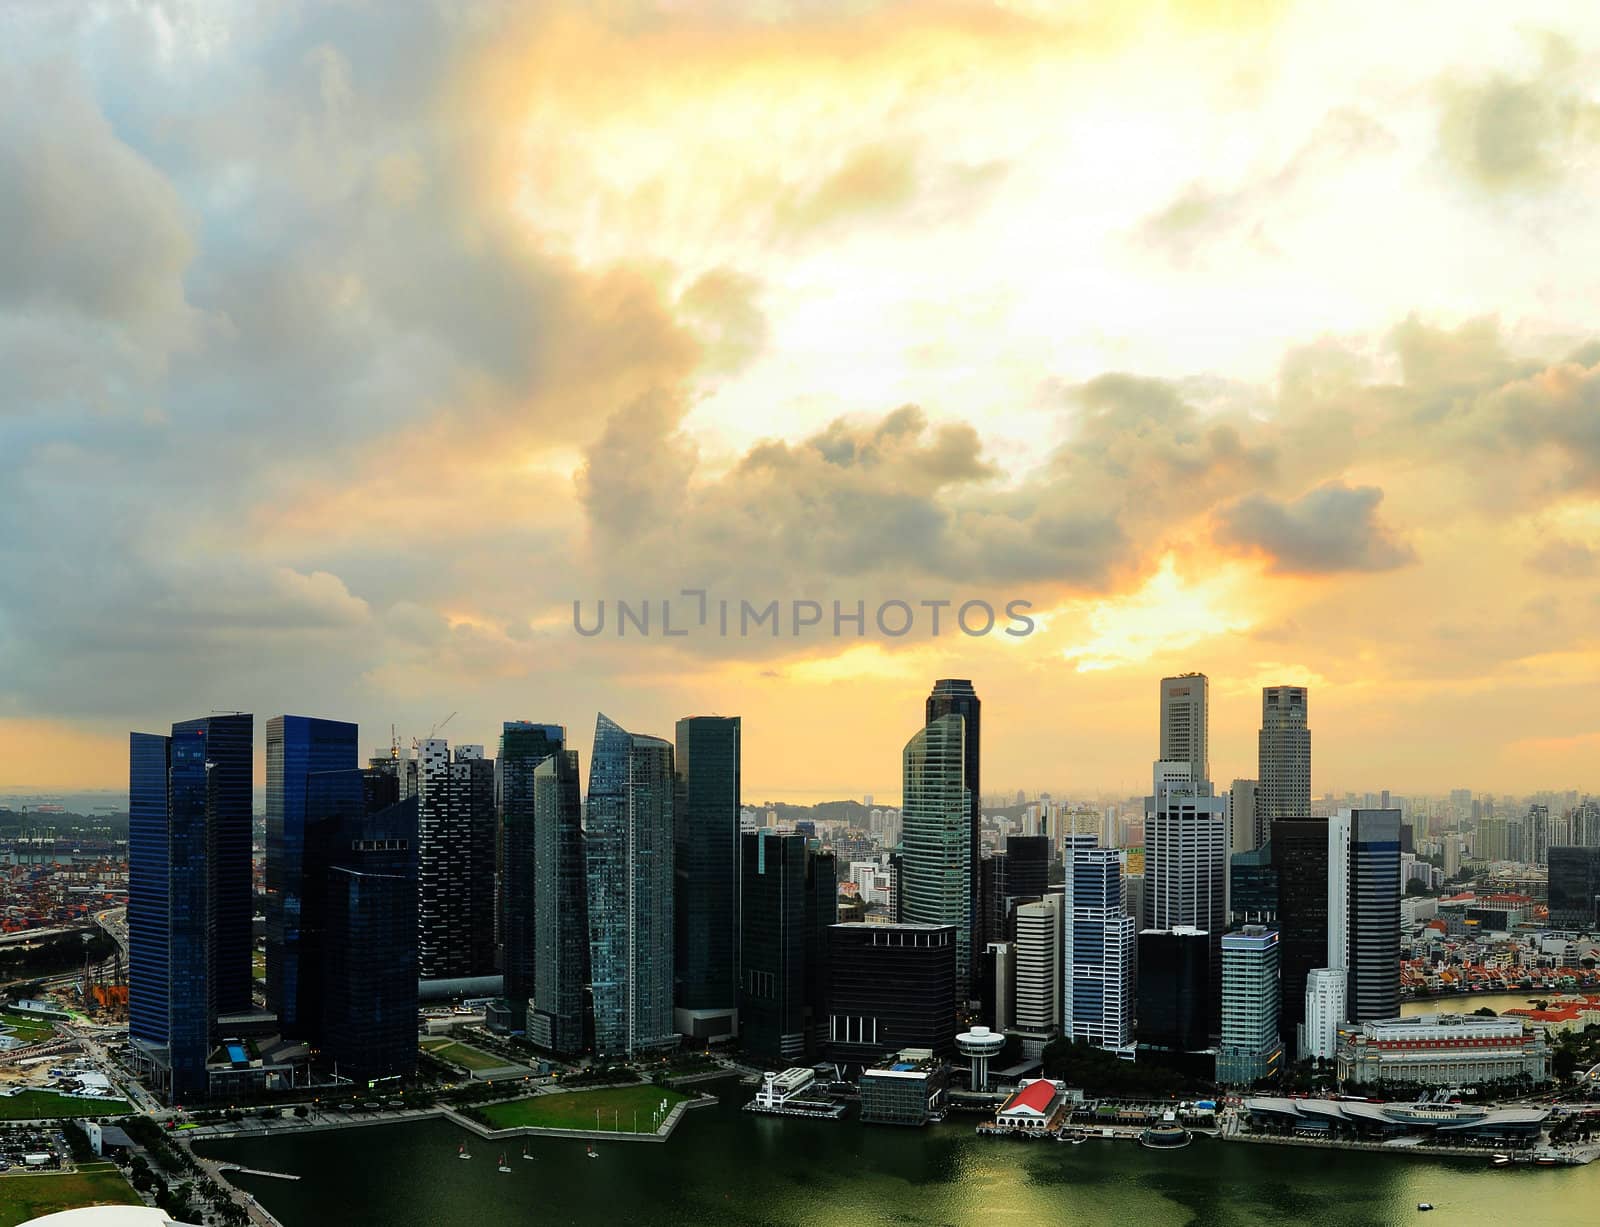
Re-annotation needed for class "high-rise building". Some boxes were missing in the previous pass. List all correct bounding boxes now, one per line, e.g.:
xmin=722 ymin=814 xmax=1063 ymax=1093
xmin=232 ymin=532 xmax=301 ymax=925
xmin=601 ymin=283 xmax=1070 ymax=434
xmin=1064 ymin=844 xmax=1135 ymax=1054
xmin=1329 ymin=809 xmax=1402 ymax=1024
xmin=1301 ymin=967 xmax=1346 ymax=1060
xmin=1528 ymin=804 xmax=1551 ymax=867
xmin=265 ymin=716 xmax=358 ymax=1037
xmin=824 ymin=922 xmax=957 ymax=1068
xmin=1272 ymin=819 xmax=1329 ymax=1046
xmin=531 ymin=747 xmax=588 ymax=1055
xmin=498 ymin=722 xmax=566 ymax=1031
xmin=127 ymin=714 xmax=253 ymax=1102
xmin=1548 ymin=846 xmax=1600 ymax=930
xmin=924 ymin=680 xmax=981 ymax=992
xmin=739 ymin=830 xmax=836 ymax=1063
xmin=586 ymin=713 xmax=677 ymax=1058
xmin=674 ymin=715 xmax=742 ymax=1043
xmin=305 ymin=767 xmax=419 ymax=1086
xmin=1258 ymin=686 xmax=1310 ymax=823
xmin=1228 ymin=845 xmax=1277 ymax=926
xmin=1218 ymin=925 xmax=1281 ymax=1085
xmin=453 ymin=746 xmax=498 ymax=978
xmin=416 ymin=738 xmax=496 ymax=981
xmin=1158 ymin=674 xmax=1209 ymax=789
xmin=1136 ymin=927 xmax=1211 ymax=1055
xmin=1229 ymin=779 xmax=1260 ymax=853
xmin=1146 ymin=781 xmax=1227 ymax=1031
xmin=1012 ymin=894 xmax=1062 ymax=1043
xmin=901 ymin=711 xmax=972 ymax=990
xmin=1004 ymin=834 xmax=1050 ymax=900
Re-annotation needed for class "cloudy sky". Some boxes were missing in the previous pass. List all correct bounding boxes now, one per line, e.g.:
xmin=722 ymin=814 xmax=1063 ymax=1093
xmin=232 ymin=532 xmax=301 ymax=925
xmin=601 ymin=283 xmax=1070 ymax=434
xmin=4 ymin=0 xmax=1600 ymax=803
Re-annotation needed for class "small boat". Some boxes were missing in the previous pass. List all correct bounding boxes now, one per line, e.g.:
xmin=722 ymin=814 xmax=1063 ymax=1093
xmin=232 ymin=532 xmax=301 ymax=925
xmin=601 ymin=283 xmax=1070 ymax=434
xmin=1417 ymin=1204 xmax=1433 ymax=1212
xmin=522 ymin=1143 xmax=534 ymax=1161
xmin=497 ymin=1153 xmax=512 ymax=1173
xmin=458 ymin=1142 xmax=471 ymax=1160
xmin=586 ymin=1142 xmax=598 ymax=1160
xmin=1491 ymin=1153 xmax=1511 ymax=1167
xmin=1071 ymin=1137 xmax=1086 ymax=1145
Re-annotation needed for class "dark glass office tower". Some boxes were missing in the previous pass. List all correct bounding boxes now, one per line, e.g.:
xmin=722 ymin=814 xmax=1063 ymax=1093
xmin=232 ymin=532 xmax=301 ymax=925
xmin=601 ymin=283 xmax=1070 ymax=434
xmin=1272 ymin=819 xmax=1329 ymax=1045
xmin=265 ymin=715 xmax=358 ymax=1037
xmin=165 ymin=726 xmax=213 ymax=1101
xmin=674 ymin=715 xmax=742 ymax=1043
xmin=739 ymin=830 xmax=808 ymax=1064
xmin=824 ymin=922 xmax=957 ymax=1069
xmin=307 ymin=768 xmax=418 ymax=1086
xmin=805 ymin=845 xmax=838 ymax=1054
xmin=128 ymin=733 xmax=171 ymax=1051
xmin=454 ymin=749 xmax=498 ymax=977
xmin=1340 ymin=809 xmax=1401 ymax=1024
xmin=1004 ymin=835 xmax=1049 ymax=900
xmin=1548 ymin=846 xmax=1600 ymax=929
xmin=416 ymin=739 xmax=496 ymax=980
xmin=1229 ymin=844 xmax=1278 ymax=926
xmin=979 ymin=853 xmax=1007 ymax=946
xmin=1135 ymin=928 xmax=1211 ymax=1054
xmin=925 ymin=680 xmax=980 ymax=992
xmin=531 ymin=748 xmax=588 ymax=1056
xmin=586 ymin=713 xmax=677 ymax=1058
xmin=499 ymin=722 xmax=566 ymax=1030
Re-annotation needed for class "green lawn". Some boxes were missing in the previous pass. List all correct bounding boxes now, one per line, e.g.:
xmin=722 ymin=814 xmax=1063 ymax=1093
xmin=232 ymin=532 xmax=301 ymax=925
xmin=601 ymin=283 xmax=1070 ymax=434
xmin=423 ymin=1041 xmax=510 ymax=1073
xmin=0 ymin=1012 xmax=58 ymax=1043
xmin=0 ymin=1091 xmax=129 ymax=1121
xmin=476 ymin=1085 xmax=692 ymax=1133
xmin=0 ymin=1166 xmax=141 ymax=1227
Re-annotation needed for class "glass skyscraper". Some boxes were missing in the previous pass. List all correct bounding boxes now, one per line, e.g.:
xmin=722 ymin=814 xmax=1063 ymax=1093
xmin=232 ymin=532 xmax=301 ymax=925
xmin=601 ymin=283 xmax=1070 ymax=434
xmin=499 ymin=722 xmax=566 ymax=1031
xmin=674 ymin=715 xmax=742 ymax=1043
xmin=416 ymin=739 xmax=496 ymax=980
xmin=925 ymin=680 xmax=980 ymax=990
xmin=586 ymin=713 xmax=677 ymax=1058
xmin=265 ymin=715 xmax=358 ymax=1037
xmin=902 ymin=712 xmax=971 ymax=988
xmin=531 ymin=747 xmax=588 ymax=1056
xmin=128 ymin=713 xmax=253 ymax=1102
xmin=1064 ymin=844 xmax=1135 ymax=1054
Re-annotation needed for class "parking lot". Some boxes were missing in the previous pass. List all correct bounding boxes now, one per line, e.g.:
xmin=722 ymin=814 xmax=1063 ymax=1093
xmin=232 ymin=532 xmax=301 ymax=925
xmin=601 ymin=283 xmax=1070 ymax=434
xmin=0 ymin=1122 xmax=69 ymax=1173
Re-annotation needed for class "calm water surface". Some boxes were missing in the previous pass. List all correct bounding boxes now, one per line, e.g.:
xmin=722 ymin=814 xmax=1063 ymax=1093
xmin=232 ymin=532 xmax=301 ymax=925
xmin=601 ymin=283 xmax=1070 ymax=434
xmin=197 ymin=1086 xmax=1600 ymax=1227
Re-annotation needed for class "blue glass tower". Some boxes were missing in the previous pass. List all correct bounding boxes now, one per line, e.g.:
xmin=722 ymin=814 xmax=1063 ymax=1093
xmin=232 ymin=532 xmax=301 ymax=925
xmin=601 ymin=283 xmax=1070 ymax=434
xmin=586 ymin=713 xmax=677 ymax=1058
xmin=531 ymin=747 xmax=588 ymax=1056
xmin=127 ymin=733 xmax=171 ymax=1049
xmin=265 ymin=715 xmax=358 ymax=1037
xmin=673 ymin=716 xmax=741 ymax=1043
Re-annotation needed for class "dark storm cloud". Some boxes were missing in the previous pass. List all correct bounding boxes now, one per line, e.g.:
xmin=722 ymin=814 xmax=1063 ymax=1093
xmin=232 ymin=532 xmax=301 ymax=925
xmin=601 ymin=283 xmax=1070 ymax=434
xmin=1215 ymin=482 xmax=1418 ymax=575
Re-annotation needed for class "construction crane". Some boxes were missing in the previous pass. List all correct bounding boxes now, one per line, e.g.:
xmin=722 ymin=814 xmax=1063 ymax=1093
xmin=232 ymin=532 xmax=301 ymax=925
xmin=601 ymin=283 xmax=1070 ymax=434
xmin=411 ymin=711 xmax=457 ymax=751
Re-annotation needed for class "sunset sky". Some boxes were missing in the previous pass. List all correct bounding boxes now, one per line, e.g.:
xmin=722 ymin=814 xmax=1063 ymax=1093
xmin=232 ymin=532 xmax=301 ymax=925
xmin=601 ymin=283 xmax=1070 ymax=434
xmin=4 ymin=1 xmax=1600 ymax=803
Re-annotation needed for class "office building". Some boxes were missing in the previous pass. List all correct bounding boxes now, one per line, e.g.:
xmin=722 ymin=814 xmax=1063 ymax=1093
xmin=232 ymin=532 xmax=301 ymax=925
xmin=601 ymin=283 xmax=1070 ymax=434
xmin=454 ymin=746 xmax=498 ymax=977
xmin=127 ymin=713 xmax=253 ymax=1102
xmin=740 ymin=830 xmax=837 ymax=1063
xmin=1004 ymin=834 xmax=1050 ymax=900
xmin=1338 ymin=1015 xmax=1551 ymax=1088
xmin=1329 ymin=809 xmax=1402 ymax=1024
xmin=925 ymin=679 xmax=981 ymax=992
xmin=531 ymin=747 xmax=588 ymax=1055
xmin=1301 ymin=967 xmax=1345 ymax=1061
xmin=1272 ymin=819 xmax=1329 ymax=1046
xmin=674 ymin=715 xmax=742 ymax=1043
xmin=1258 ymin=686 xmax=1310 ymax=823
xmin=901 ymin=712 xmax=972 ymax=989
xmin=1548 ymin=846 xmax=1600 ymax=930
xmin=415 ymin=739 xmax=496 ymax=981
xmin=1146 ymin=780 xmax=1227 ymax=1031
xmin=498 ymin=722 xmax=566 ymax=1031
xmin=1228 ymin=845 xmax=1277 ymax=926
xmin=1135 ymin=927 xmax=1211 ymax=1056
xmin=586 ymin=713 xmax=678 ymax=1058
xmin=1229 ymin=779 xmax=1260 ymax=853
xmin=1158 ymin=674 xmax=1209 ymax=788
xmin=824 ymin=922 xmax=957 ymax=1068
xmin=1217 ymin=925 xmax=1281 ymax=1085
xmin=1011 ymin=894 xmax=1062 ymax=1044
xmin=859 ymin=1051 xmax=949 ymax=1126
xmin=265 ymin=716 xmax=358 ymax=1038
xmin=305 ymin=767 xmax=419 ymax=1086
xmin=1064 ymin=844 xmax=1135 ymax=1053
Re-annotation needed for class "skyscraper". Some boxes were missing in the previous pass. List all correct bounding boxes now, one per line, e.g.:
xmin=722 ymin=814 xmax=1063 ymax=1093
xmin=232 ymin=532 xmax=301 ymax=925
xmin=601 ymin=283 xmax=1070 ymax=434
xmin=1329 ymin=809 xmax=1402 ymax=1025
xmin=901 ymin=711 xmax=972 ymax=989
xmin=586 ymin=713 xmax=677 ymax=1058
xmin=127 ymin=713 xmax=253 ymax=1102
xmin=1548 ymin=846 xmax=1600 ymax=930
xmin=739 ymin=830 xmax=835 ymax=1063
xmin=1136 ymin=928 xmax=1211 ymax=1055
xmin=305 ymin=767 xmax=419 ymax=1086
xmin=452 ymin=745 xmax=498 ymax=977
xmin=1229 ymin=779 xmax=1259 ymax=853
xmin=1272 ymin=819 xmax=1329 ymax=1046
xmin=531 ymin=747 xmax=588 ymax=1055
xmin=1011 ymin=894 xmax=1062 ymax=1044
xmin=1064 ymin=844 xmax=1135 ymax=1054
xmin=265 ymin=715 xmax=358 ymax=1037
xmin=925 ymin=680 xmax=981 ymax=990
xmin=674 ymin=715 xmax=742 ymax=1043
xmin=498 ymin=722 xmax=566 ymax=1030
xmin=1145 ymin=780 xmax=1227 ymax=1021
xmin=1159 ymin=674 xmax=1209 ymax=789
xmin=1218 ymin=926 xmax=1281 ymax=1085
xmin=1258 ymin=686 xmax=1310 ymax=823
xmin=824 ymin=922 xmax=957 ymax=1068
xmin=416 ymin=738 xmax=496 ymax=980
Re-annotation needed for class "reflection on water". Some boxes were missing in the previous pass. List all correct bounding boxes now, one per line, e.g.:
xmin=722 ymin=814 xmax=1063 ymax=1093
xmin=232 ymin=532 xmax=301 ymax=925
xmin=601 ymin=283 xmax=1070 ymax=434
xmin=196 ymin=1088 xmax=1600 ymax=1227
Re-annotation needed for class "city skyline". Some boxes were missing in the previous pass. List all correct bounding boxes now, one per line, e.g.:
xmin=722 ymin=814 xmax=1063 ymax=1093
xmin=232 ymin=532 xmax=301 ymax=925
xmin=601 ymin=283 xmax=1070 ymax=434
xmin=7 ymin=2 xmax=1600 ymax=801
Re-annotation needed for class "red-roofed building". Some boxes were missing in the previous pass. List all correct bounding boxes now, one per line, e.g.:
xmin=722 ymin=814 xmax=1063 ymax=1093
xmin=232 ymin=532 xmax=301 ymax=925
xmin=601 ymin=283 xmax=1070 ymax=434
xmin=996 ymin=1078 xmax=1069 ymax=1132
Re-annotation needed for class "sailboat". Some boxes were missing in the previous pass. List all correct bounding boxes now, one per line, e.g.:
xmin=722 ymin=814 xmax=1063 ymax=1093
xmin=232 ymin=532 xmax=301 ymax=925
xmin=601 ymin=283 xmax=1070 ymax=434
xmin=497 ymin=1152 xmax=513 ymax=1173
xmin=458 ymin=1141 xmax=471 ymax=1160
xmin=586 ymin=1142 xmax=598 ymax=1160
xmin=522 ymin=1142 xmax=534 ymax=1161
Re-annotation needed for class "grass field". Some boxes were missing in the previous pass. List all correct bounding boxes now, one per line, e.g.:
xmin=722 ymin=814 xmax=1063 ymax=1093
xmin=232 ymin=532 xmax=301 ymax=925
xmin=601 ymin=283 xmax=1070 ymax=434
xmin=423 ymin=1041 xmax=510 ymax=1073
xmin=0 ymin=1091 xmax=129 ymax=1121
xmin=0 ymin=1166 xmax=141 ymax=1227
xmin=0 ymin=1012 xmax=57 ymax=1043
xmin=251 ymin=950 xmax=266 ymax=982
xmin=475 ymin=1085 xmax=692 ymax=1133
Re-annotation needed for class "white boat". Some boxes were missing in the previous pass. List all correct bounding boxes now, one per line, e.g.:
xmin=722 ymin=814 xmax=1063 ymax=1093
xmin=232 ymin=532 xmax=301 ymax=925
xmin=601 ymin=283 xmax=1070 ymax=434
xmin=458 ymin=1142 xmax=471 ymax=1160
xmin=586 ymin=1143 xmax=598 ymax=1160
xmin=1417 ymin=1204 xmax=1433 ymax=1212
xmin=497 ymin=1153 xmax=512 ymax=1173
xmin=522 ymin=1144 xmax=534 ymax=1161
